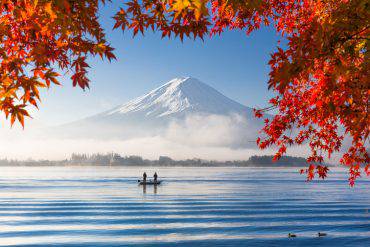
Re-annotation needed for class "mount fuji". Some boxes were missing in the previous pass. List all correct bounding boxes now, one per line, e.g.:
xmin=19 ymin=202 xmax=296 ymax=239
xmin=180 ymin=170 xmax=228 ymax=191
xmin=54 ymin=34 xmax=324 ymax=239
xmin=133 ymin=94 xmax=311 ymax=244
xmin=97 ymin=77 xmax=252 ymax=118
xmin=57 ymin=77 xmax=263 ymax=145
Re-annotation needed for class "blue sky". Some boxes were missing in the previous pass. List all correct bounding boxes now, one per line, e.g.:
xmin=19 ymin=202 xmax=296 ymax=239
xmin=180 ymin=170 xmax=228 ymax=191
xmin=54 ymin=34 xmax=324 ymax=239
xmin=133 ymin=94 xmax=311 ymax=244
xmin=34 ymin=3 xmax=280 ymax=126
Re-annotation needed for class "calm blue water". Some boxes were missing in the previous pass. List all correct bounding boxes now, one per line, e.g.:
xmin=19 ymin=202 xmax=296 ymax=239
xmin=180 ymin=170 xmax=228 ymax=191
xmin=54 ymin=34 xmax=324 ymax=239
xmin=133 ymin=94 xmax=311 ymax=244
xmin=0 ymin=166 xmax=369 ymax=246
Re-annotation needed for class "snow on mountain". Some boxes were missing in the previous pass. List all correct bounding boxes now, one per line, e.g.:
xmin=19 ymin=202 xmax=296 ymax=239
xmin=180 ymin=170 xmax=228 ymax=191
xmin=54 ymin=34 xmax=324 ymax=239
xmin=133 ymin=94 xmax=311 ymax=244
xmin=101 ymin=77 xmax=252 ymax=119
xmin=57 ymin=77 xmax=261 ymax=144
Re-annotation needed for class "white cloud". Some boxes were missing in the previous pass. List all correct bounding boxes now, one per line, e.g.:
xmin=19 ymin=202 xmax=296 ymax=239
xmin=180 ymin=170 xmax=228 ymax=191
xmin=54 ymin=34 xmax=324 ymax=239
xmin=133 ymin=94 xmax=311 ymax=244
xmin=165 ymin=114 xmax=258 ymax=148
xmin=0 ymin=136 xmax=273 ymax=161
xmin=0 ymin=113 xmax=313 ymax=161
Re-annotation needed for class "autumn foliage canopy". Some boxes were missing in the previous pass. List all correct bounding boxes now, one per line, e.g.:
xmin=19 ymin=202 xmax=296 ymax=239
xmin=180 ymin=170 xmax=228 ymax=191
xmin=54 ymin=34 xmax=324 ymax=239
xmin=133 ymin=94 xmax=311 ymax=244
xmin=0 ymin=0 xmax=369 ymax=184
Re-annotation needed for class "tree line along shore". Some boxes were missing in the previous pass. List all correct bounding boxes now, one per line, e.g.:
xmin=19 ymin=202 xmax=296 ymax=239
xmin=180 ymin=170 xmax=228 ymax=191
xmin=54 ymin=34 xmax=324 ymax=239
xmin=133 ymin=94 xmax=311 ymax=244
xmin=0 ymin=154 xmax=330 ymax=167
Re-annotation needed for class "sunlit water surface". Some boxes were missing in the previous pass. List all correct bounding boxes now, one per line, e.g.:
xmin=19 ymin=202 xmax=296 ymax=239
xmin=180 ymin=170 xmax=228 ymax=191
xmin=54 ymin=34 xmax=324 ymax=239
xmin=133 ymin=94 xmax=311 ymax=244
xmin=0 ymin=166 xmax=369 ymax=246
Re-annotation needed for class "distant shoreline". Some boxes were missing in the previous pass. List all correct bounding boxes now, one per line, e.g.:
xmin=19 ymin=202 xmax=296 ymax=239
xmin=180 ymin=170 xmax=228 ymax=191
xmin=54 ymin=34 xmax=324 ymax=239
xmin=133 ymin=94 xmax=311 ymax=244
xmin=0 ymin=154 xmax=332 ymax=167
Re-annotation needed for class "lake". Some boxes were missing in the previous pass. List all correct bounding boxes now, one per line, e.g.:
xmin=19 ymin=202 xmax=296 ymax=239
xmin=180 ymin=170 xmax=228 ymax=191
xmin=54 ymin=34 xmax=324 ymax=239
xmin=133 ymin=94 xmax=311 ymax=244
xmin=0 ymin=166 xmax=369 ymax=246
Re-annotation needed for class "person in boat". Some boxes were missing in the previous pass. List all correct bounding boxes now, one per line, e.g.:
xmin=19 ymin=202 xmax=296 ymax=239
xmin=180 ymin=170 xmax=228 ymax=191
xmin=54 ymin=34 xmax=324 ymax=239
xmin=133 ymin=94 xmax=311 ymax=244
xmin=153 ymin=172 xmax=158 ymax=182
xmin=143 ymin=172 xmax=147 ymax=182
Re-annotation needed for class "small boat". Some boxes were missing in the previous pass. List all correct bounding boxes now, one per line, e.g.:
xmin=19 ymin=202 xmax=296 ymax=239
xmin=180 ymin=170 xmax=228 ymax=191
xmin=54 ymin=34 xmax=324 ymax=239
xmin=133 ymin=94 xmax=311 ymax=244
xmin=138 ymin=180 xmax=161 ymax=185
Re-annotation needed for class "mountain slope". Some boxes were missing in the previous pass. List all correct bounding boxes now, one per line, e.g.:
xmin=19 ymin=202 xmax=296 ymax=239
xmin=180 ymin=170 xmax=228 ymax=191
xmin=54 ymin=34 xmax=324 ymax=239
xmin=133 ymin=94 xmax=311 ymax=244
xmin=97 ymin=77 xmax=252 ymax=120
xmin=57 ymin=77 xmax=261 ymax=142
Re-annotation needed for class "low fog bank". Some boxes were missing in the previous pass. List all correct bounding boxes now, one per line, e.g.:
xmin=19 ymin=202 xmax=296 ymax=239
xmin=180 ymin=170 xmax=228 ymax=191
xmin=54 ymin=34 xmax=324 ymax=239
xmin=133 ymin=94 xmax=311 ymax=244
xmin=0 ymin=113 xmax=313 ymax=161
xmin=0 ymin=136 xmax=274 ymax=161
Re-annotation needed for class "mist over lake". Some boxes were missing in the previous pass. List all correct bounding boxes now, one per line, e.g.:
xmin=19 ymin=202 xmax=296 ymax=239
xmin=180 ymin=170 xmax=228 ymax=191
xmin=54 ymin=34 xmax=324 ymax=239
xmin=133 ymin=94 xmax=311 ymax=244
xmin=0 ymin=166 xmax=369 ymax=246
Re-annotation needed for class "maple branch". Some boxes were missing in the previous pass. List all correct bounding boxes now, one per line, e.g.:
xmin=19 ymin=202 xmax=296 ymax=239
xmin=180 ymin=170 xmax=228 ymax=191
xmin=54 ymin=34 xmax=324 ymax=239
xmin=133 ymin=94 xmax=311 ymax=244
xmin=258 ymin=105 xmax=277 ymax=112
xmin=340 ymin=25 xmax=370 ymax=44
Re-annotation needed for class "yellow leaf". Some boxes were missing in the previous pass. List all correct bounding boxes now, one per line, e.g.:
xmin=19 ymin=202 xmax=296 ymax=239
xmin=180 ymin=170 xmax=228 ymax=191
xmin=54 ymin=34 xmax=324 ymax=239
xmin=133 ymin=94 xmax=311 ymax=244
xmin=193 ymin=0 xmax=209 ymax=20
xmin=172 ymin=0 xmax=191 ymax=12
xmin=45 ymin=2 xmax=57 ymax=20
xmin=3 ymin=77 xmax=12 ymax=87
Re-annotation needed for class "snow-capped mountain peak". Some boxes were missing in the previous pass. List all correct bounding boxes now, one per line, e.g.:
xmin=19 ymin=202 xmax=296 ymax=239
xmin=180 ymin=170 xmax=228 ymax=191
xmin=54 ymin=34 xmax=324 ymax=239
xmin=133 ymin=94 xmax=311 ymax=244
xmin=58 ymin=76 xmax=261 ymax=141
xmin=105 ymin=76 xmax=250 ymax=118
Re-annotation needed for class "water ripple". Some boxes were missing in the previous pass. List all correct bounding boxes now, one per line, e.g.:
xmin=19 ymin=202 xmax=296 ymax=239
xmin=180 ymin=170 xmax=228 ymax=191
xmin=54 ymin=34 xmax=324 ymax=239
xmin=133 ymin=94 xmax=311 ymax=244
xmin=0 ymin=166 xmax=369 ymax=246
